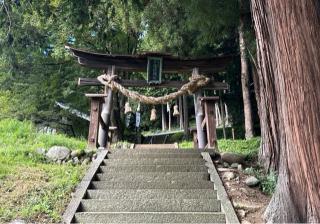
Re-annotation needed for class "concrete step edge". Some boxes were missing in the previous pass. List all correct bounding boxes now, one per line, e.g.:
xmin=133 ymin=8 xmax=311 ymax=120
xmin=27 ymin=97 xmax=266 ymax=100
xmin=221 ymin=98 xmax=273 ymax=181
xmin=80 ymin=198 xmax=221 ymax=212
xmin=86 ymin=189 xmax=217 ymax=199
xmin=74 ymin=212 xmax=226 ymax=223
xmin=90 ymin=180 xmax=215 ymax=190
xmin=99 ymin=165 xmax=207 ymax=172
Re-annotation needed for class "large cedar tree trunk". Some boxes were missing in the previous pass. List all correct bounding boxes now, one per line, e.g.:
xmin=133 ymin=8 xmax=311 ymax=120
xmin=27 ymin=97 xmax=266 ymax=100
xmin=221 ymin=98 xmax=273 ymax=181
xmin=250 ymin=1 xmax=281 ymax=172
xmin=251 ymin=0 xmax=320 ymax=222
xmin=239 ymin=2 xmax=254 ymax=139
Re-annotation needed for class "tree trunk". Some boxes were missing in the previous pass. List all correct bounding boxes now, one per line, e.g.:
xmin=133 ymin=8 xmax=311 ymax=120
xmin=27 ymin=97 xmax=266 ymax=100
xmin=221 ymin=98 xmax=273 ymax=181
xmin=251 ymin=0 xmax=281 ymax=172
xmin=251 ymin=0 xmax=320 ymax=222
xmin=239 ymin=0 xmax=254 ymax=139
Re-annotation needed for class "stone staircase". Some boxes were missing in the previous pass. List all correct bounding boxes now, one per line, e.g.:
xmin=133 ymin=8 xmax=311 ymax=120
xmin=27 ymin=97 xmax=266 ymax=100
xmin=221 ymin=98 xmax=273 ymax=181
xmin=63 ymin=147 xmax=239 ymax=223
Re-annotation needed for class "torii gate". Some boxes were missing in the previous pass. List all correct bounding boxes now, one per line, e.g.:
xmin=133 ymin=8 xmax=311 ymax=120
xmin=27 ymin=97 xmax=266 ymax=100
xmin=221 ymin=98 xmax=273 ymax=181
xmin=66 ymin=46 xmax=233 ymax=150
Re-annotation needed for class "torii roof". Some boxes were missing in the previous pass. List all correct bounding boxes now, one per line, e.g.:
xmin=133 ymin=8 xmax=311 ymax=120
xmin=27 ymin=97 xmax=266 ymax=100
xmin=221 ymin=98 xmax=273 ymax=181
xmin=66 ymin=46 xmax=235 ymax=73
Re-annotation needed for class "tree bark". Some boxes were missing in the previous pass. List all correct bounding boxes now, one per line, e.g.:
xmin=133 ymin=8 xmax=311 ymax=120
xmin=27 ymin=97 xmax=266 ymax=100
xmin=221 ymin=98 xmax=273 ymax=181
xmin=239 ymin=0 xmax=254 ymax=139
xmin=251 ymin=0 xmax=320 ymax=222
xmin=251 ymin=0 xmax=281 ymax=172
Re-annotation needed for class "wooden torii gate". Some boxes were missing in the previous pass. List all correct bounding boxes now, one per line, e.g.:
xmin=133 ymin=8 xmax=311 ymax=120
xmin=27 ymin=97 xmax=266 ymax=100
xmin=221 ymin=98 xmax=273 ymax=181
xmin=66 ymin=46 xmax=232 ymax=150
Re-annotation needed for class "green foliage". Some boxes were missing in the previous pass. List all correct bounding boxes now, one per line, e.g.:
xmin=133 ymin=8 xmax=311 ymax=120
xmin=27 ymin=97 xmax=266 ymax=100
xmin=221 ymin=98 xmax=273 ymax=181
xmin=0 ymin=119 xmax=86 ymax=222
xmin=244 ymin=168 xmax=277 ymax=195
xmin=179 ymin=137 xmax=260 ymax=158
xmin=179 ymin=140 xmax=193 ymax=149
xmin=0 ymin=0 xmax=257 ymax=140
xmin=218 ymin=137 xmax=261 ymax=159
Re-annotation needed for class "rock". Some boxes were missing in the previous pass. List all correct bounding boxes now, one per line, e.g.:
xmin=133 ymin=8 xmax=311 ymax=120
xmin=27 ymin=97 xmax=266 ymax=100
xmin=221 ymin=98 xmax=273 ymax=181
xmin=238 ymin=209 xmax=246 ymax=218
xmin=92 ymin=153 xmax=97 ymax=160
xmin=35 ymin=148 xmax=46 ymax=155
xmin=221 ymin=152 xmax=245 ymax=164
xmin=57 ymin=160 xmax=62 ymax=165
xmin=73 ymin=157 xmax=80 ymax=165
xmin=71 ymin=150 xmax=79 ymax=158
xmin=82 ymin=158 xmax=90 ymax=165
xmin=223 ymin=171 xmax=236 ymax=180
xmin=238 ymin=164 xmax=243 ymax=171
xmin=223 ymin=162 xmax=230 ymax=168
xmin=245 ymin=176 xmax=260 ymax=187
xmin=231 ymin=163 xmax=239 ymax=169
xmin=10 ymin=219 xmax=26 ymax=224
xmin=234 ymin=201 xmax=262 ymax=211
xmin=46 ymin=146 xmax=70 ymax=161
xmin=85 ymin=148 xmax=97 ymax=157
xmin=241 ymin=220 xmax=251 ymax=224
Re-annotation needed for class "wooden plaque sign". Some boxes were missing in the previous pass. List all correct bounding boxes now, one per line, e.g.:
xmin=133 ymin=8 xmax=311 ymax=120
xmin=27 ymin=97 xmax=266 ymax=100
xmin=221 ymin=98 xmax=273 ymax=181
xmin=147 ymin=57 xmax=162 ymax=84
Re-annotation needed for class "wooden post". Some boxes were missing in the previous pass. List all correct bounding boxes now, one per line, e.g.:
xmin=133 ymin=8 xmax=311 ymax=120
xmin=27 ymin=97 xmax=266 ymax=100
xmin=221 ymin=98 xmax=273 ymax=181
xmin=189 ymin=128 xmax=198 ymax=149
xmin=98 ymin=66 xmax=115 ymax=148
xmin=179 ymin=96 xmax=183 ymax=130
xmin=232 ymin=128 xmax=235 ymax=140
xmin=183 ymin=95 xmax=189 ymax=138
xmin=161 ymin=104 xmax=168 ymax=131
xmin=86 ymin=95 xmax=104 ymax=149
xmin=168 ymin=104 xmax=171 ymax=131
xmin=201 ymin=97 xmax=219 ymax=149
xmin=219 ymin=91 xmax=227 ymax=139
xmin=193 ymin=68 xmax=206 ymax=149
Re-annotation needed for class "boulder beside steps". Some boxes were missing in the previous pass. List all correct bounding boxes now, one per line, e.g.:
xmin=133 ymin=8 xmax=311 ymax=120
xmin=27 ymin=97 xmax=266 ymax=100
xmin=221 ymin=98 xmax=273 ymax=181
xmin=63 ymin=147 xmax=239 ymax=224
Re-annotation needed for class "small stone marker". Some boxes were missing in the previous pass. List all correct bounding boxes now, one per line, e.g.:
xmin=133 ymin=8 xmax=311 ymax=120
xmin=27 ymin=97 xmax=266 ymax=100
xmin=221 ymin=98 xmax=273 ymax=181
xmin=245 ymin=176 xmax=260 ymax=187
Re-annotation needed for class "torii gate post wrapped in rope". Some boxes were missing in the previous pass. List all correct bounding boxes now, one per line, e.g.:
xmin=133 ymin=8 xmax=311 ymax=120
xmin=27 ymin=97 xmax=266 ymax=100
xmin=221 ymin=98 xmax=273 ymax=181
xmin=97 ymin=69 xmax=210 ymax=105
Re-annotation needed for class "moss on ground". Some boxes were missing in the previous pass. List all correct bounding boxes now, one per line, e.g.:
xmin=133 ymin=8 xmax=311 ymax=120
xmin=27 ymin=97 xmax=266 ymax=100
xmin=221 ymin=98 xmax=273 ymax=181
xmin=0 ymin=119 xmax=86 ymax=222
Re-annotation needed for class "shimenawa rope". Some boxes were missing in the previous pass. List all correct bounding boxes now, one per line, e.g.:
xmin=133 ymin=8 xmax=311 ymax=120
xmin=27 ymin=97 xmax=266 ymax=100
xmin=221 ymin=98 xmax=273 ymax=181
xmin=97 ymin=73 xmax=209 ymax=105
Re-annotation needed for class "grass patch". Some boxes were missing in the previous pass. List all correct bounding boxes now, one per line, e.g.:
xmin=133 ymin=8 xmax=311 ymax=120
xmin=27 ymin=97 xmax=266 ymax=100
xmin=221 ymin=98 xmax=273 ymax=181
xmin=217 ymin=137 xmax=260 ymax=159
xmin=0 ymin=119 xmax=86 ymax=222
xmin=179 ymin=137 xmax=260 ymax=159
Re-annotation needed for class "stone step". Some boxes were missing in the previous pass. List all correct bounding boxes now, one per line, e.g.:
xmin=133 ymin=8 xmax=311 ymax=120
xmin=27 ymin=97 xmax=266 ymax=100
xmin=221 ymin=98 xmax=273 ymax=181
xmin=90 ymin=180 xmax=214 ymax=189
xmin=86 ymin=189 xmax=217 ymax=200
xmin=99 ymin=164 xmax=208 ymax=173
xmin=134 ymin=144 xmax=178 ymax=149
xmin=107 ymin=152 xmax=202 ymax=159
xmin=74 ymin=212 xmax=226 ymax=223
xmin=96 ymin=172 xmax=209 ymax=182
xmin=110 ymin=148 xmax=202 ymax=154
xmin=103 ymin=158 xmax=205 ymax=166
xmin=80 ymin=198 xmax=221 ymax=212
